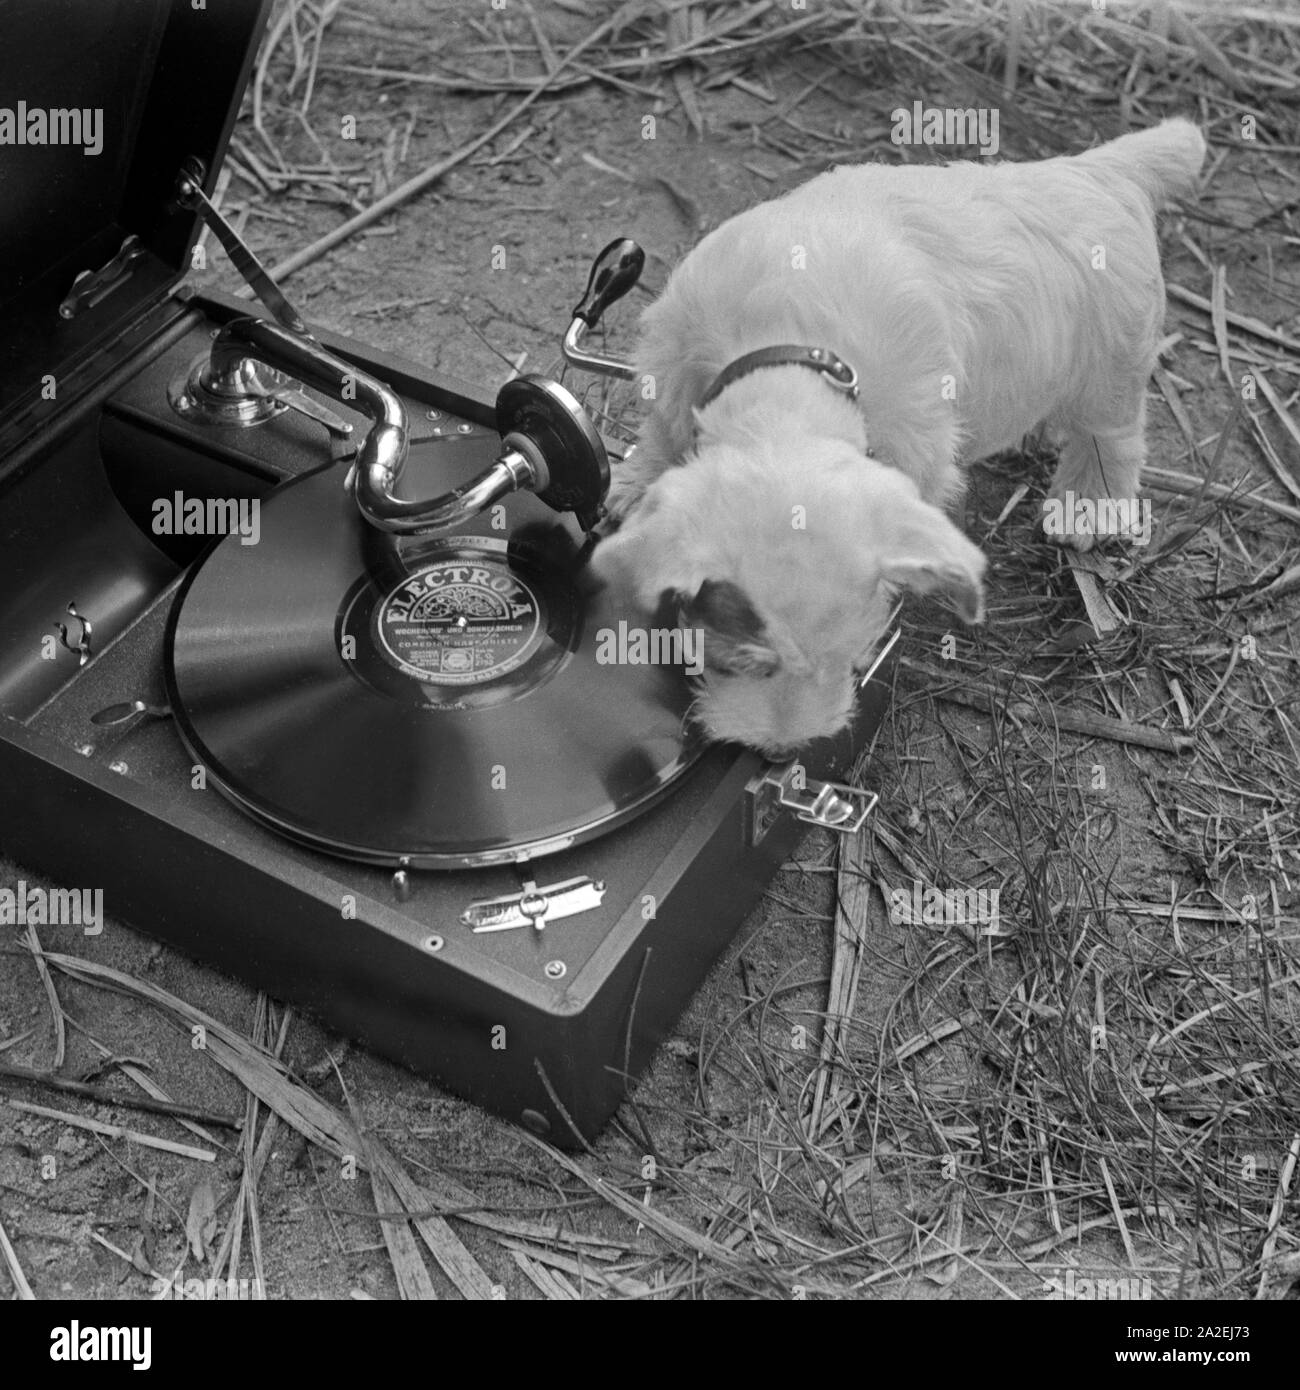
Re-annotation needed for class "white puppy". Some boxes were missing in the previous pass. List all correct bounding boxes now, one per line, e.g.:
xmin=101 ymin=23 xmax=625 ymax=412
xmin=590 ymin=119 xmax=1205 ymax=756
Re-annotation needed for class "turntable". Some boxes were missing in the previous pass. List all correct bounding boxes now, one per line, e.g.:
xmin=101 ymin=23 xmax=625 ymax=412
xmin=0 ymin=0 xmax=896 ymax=1144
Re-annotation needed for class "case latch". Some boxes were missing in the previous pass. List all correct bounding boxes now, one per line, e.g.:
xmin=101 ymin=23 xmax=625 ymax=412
xmin=461 ymin=876 xmax=606 ymax=933
xmin=746 ymin=763 xmax=878 ymax=846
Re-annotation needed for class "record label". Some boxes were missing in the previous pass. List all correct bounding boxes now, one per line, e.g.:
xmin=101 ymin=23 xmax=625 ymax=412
xmin=374 ymin=555 xmax=542 ymax=685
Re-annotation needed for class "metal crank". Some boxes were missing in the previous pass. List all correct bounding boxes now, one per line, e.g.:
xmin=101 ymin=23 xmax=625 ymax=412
xmin=562 ymin=238 xmax=644 ymax=380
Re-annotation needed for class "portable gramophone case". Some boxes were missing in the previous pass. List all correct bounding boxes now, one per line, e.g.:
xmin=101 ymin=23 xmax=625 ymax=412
xmin=0 ymin=0 xmax=895 ymax=1144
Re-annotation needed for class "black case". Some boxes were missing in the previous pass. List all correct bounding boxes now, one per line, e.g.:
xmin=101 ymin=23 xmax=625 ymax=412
xmin=0 ymin=0 xmax=894 ymax=1145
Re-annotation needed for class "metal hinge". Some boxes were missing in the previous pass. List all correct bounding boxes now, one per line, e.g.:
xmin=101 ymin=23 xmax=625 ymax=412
xmin=59 ymin=235 xmax=147 ymax=320
xmin=461 ymin=875 xmax=606 ymax=933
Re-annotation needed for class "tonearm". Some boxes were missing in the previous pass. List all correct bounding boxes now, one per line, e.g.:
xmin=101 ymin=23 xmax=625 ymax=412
xmin=167 ymin=160 xmax=611 ymax=534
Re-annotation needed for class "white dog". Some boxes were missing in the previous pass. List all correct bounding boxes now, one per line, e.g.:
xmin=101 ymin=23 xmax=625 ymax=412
xmin=591 ymin=119 xmax=1205 ymax=756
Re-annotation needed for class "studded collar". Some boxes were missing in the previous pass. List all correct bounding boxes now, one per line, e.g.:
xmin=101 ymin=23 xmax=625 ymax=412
xmin=698 ymin=344 xmax=860 ymax=412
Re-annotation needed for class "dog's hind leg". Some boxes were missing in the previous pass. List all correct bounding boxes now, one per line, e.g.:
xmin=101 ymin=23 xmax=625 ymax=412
xmin=1045 ymin=393 xmax=1149 ymax=551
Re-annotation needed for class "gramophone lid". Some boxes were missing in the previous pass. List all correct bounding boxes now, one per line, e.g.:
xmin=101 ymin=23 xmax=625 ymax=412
xmin=0 ymin=0 xmax=272 ymax=424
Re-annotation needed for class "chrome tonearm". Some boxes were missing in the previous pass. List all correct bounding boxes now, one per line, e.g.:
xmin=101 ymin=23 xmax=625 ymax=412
xmin=168 ymin=162 xmax=609 ymax=533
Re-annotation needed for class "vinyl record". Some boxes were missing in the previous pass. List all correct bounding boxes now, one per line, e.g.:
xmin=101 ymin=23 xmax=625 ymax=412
xmin=164 ymin=457 xmax=702 ymax=867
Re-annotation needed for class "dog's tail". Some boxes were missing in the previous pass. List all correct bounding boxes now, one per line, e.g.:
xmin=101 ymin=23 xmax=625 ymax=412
xmin=1077 ymin=119 xmax=1206 ymax=205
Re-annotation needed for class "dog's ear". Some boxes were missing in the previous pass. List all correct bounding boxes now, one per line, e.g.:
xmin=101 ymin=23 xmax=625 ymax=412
xmin=681 ymin=579 xmax=780 ymax=676
xmin=876 ymin=503 xmax=987 ymax=623
xmin=590 ymin=502 xmax=781 ymax=673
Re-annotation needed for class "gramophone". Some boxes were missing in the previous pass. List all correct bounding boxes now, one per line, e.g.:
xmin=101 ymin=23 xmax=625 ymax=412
xmin=0 ymin=0 xmax=896 ymax=1144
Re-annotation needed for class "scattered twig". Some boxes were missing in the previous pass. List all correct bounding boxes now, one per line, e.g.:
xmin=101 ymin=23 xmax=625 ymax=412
xmin=270 ymin=4 xmax=642 ymax=283
xmin=7 ymin=1100 xmax=217 ymax=1162
xmin=900 ymin=658 xmax=1196 ymax=752
xmin=0 ymin=1061 xmax=241 ymax=1130
xmin=23 ymin=927 xmax=65 ymax=1071
xmin=0 ymin=1210 xmax=35 ymax=1300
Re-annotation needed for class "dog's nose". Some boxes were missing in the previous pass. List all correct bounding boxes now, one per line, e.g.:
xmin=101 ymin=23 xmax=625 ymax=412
xmin=764 ymin=743 xmax=800 ymax=764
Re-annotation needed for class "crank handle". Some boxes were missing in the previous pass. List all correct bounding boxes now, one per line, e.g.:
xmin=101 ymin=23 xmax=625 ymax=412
xmin=561 ymin=238 xmax=643 ymax=381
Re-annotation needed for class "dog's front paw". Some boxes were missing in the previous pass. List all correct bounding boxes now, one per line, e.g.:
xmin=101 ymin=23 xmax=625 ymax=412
xmin=601 ymin=476 xmax=647 ymax=527
xmin=1047 ymin=521 xmax=1097 ymax=553
xmin=1043 ymin=488 xmax=1091 ymax=550
xmin=1041 ymin=491 xmax=1151 ymax=550
xmin=602 ymin=452 xmax=651 ymax=527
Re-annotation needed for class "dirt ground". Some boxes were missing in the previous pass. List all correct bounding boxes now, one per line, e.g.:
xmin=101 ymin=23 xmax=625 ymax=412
xmin=2 ymin=0 xmax=1297 ymax=1302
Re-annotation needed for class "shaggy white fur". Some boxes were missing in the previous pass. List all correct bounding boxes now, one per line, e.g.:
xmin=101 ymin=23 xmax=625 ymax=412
xmin=592 ymin=119 xmax=1206 ymax=755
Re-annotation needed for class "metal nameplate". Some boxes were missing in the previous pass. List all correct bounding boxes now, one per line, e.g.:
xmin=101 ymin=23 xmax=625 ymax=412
xmin=461 ymin=875 xmax=606 ymax=933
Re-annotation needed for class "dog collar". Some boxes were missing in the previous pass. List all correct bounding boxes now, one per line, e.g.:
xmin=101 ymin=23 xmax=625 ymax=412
xmin=698 ymin=345 xmax=860 ymax=412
